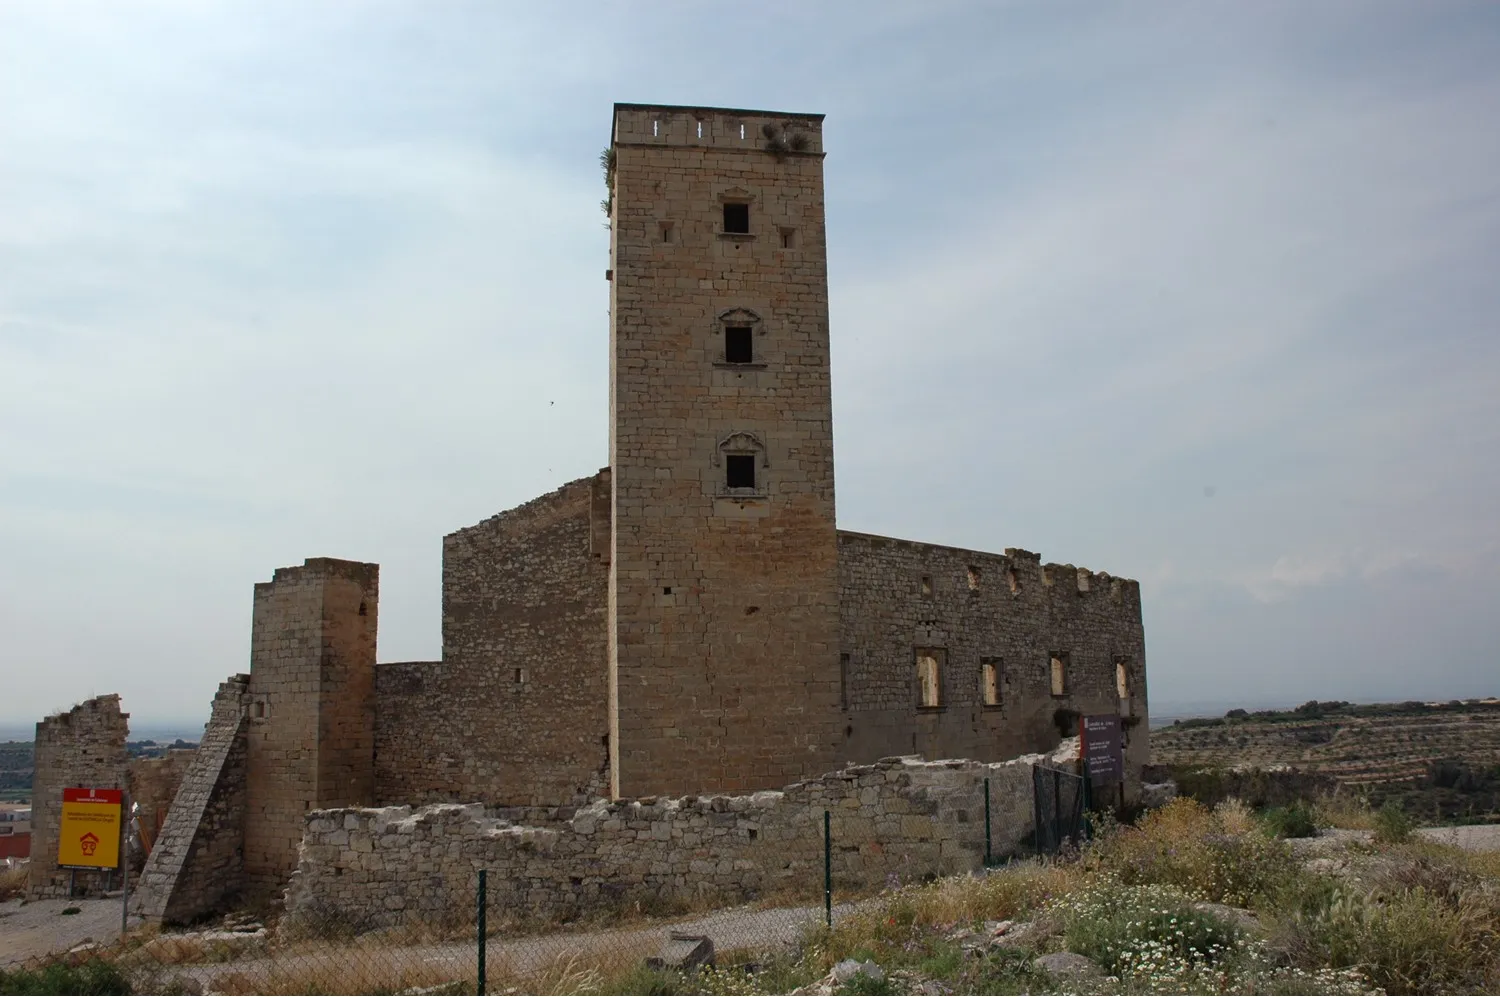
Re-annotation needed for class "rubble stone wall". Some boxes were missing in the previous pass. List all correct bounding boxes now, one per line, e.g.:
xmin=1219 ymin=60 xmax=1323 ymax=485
xmin=128 ymin=749 xmax=196 ymax=856
xmin=28 ymin=695 xmax=130 ymax=899
xmin=285 ymin=745 xmax=1073 ymax=932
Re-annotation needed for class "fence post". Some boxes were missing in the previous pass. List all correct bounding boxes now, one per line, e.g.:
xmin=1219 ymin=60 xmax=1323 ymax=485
xmin=823 ymin=809 xmax=832 ymax=928
xmin=476 ymin=869 xmax=487 ymax=996
xmin=983 ymin=777 xmax=992 ymax=867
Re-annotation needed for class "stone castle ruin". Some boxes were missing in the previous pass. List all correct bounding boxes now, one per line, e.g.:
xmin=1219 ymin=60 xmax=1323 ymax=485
xmin=29 ymin=104 xmax=1148 ymax=923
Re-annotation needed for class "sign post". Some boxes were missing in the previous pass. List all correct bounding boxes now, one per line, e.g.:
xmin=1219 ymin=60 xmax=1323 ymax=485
xmin=1079 ymin=715 xmax=1125 ymax=817
xmin=57 ymin=787 xmax=123 ymax=872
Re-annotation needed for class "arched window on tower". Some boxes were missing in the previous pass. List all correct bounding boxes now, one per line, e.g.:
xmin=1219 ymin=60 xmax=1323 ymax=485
xmin=714 ymin=431 xmax=768 ymax=495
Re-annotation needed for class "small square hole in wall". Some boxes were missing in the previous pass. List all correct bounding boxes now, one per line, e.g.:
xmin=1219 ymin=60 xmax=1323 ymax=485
xmin=725 ymin=326 xmax=753 ymax=363
xmin=723 ymin=202 xmax=749 ymax=234
xmin=920 ymin=575 xmax=933 ymax=597
xmin=779 ymin=226 xmax=796 ymax=249
xmin=726 ymin=454 xmax=756 ymax=490
xmin=660 ymin=221 xmax=675 ymax=244
xmin=514 ymin=667 xmax=527 ymax=685
xmin=663 ymin=586 xmax=672 ymax=596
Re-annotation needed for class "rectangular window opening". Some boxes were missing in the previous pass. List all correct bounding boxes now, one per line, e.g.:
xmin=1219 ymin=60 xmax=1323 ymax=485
xmin=1116 ymin=660 xmax=1131 ymax=699
xmin=1007 ymin=568 xmax=1019 ymax=594
xmin=839 ymin=652 xmax=850 ymax=711
xmin=920 ymin=574 xmax=933 ymax=597
xmin=981 ymin=658 xmax=1001 ymax=707
xmin=780 ymin=226 xmax=796 ymax=249
xmin=1050 ymin=654 xmax=1069 ymax=697
xmin=660 ymin=221 xmax=675 ymax=244
xmin=514 ymin=667 xmax=527 ymax=685
xmin=726 ymin=454 xmax=756 ymax=490
xmin=723 ymin=202 xmax=750 ymax=234
xmin=725 ymin=326 xmax=753 ymax=364
xmin=696 ymin=119 xmax=702 ymax=138
xmin=916 ymin=649 xmax=943 ymax=708
xmin=967 ymin=566 xmax=981 ymax=591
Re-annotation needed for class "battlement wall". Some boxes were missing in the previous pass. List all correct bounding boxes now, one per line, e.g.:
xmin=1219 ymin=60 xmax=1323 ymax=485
xmin=836 ymin=531 xmax=1148 ymax=796
xmin=613 ymin=102 xmax=824 ymax=154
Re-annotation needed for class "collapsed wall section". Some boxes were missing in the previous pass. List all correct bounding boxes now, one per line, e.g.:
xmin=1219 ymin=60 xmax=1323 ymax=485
xmin=27 ymin=695 xmax=130 ymax=899
xmin=285 ymin=744 xmax=1072 ymax=932
xmin=132 ymin=675 xmax=250 ymax=923
xmin=837 ymin=532 xmax=1149 ymax=798
xmin=374 ymin=472 xmax=609 ymax=806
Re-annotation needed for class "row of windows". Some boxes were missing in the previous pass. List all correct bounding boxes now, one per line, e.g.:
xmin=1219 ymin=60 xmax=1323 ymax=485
xmin=837 ymin=651 xmax=1133 ymax=710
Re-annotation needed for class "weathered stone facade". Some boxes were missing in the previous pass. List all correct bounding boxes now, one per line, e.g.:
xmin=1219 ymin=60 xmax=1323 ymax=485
xmin=243 ymin=558 xmax=378 ymax=900
xmin=284 ymin=743 xmax=1074 ymax=932
xmin=373 ymin=473 xmax=611 ymax=806
xmin=88 ymin=102 xmax=1152 ymax=920
xmin=838 ymin=533 xmax=1149 ymax=796
xmin=27 ymin=695 xmax=130 ymax=899
xmin=608 ymin=105 xmax=844 ymax=798
xmin=132 ymin=676 xmax=250 ymax=923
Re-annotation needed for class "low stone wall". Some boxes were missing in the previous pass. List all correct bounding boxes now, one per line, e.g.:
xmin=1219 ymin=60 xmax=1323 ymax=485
xmin=284 ymin=743 xmax=1077 ymax=932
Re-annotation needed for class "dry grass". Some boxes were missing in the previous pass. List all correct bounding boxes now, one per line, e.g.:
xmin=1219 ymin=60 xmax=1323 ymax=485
xmin=0 ymin=864 xmax=25 ymax=901
xmin=1213 ymin=797 xmax=1257 ymax=835
xmin=1315 ymin=794 xmax=1379 ymax=830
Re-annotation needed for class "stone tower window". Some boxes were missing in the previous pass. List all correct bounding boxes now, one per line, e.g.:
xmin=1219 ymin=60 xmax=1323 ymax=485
xmin=1116 ymin=658 xmax=1131 ymax=698
xmin=725 ymin=326 xmax=753 ymax=364
xmin=726 ymin=455 xmax=755 ymax=490
xmin=1050 ymin=653 xmax=1069 ymax=697
xmin=981 ymin=657 xmax=1001 ymax=706
xmin=916 ymin=648 xmax=944 ymax=708
xmin=714 ymin=430 xmax=768 ymax=495
xmin=713 ymin=308 xmax=764 ymax=367
xmin=723 ymin=202 xmax=750 ymax=234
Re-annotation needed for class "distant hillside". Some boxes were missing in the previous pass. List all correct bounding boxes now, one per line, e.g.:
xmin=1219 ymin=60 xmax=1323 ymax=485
xmin=0 ymin=739 xmax=196 ymax=802
xmin=1151 ymin=697 xmax=1500 ymax=821
xmin=0 ymin=741 xmax=33 ymax=802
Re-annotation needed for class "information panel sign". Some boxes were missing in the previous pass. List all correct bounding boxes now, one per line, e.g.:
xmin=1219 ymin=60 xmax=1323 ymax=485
xmin=57 ymin=787 xmax=121 ymax=869
xmin=1080 ymin=714 xmax=1124 ymax=784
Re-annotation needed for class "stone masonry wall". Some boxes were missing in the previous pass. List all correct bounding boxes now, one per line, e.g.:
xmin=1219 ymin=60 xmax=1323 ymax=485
xmin=244 ymin=558 xmax=378 ymax=900
xmin=128 ymin=749 xmax=195 ymax=860
xmin=285 ymin=743 xmax=1075 ymax=932
xmin=28 ymin=695 xmax=130 ymax=899
xmin=373 ymin=473 xmax=610 ymax=806
xmin=838 ymin=533 xmax=1149 ymax=800
xmin=609 ymin=103 xmax=843 ymax=798
xmin=132 ymin=675 xmax=250 ymax=924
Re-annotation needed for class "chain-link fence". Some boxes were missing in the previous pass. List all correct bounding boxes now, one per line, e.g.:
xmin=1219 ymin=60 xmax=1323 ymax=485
xmin=1032 ymin=764 xmax=1088 ymax=856
xmin=3 ymin=765 xmax=1091 ymax=994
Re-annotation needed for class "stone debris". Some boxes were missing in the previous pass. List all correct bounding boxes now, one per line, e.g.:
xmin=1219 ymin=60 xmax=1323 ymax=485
xmin=832 ymin=958 xmax=884 ymax=983
xmin=646 ymin=932 xmax=714 ymax=971
xmin=1033 ymin=950 xmax=1104 ymax=982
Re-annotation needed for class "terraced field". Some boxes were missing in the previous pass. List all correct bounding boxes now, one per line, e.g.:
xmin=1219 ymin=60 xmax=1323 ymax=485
xmin=1150 ymin=699 xmax=1500 ymax=820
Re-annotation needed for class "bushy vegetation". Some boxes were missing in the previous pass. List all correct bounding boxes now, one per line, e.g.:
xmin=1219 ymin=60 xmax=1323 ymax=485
xmin=1262 ymin=799 xmax=1320 ymax=838
xmin=0 ymin=958 xmax=132 ymax=995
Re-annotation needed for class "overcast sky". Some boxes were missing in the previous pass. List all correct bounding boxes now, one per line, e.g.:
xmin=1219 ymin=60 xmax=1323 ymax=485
xmin=2 ymin=1 xmax=1498 ymax=730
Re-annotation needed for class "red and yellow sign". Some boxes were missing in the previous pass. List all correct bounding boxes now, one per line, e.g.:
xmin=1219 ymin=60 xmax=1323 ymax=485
xmin=57 ymin=787 xmax=121 ymax=869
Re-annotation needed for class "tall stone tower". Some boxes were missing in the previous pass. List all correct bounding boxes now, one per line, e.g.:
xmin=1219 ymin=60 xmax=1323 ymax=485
xmin=242 ymin=557 xmax=378 ymax=896
xmin=608 ymin=103 xmax=843 ymax=798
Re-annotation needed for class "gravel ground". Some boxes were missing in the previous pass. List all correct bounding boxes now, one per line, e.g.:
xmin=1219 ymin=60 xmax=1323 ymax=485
xmin=1416 ymin=824 xmax=1500 ymax=851
xmin=0 ymin=896 xmax=144 ymax=967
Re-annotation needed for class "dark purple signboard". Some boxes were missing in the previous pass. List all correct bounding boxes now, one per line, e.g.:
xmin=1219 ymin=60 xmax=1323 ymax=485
xmin=1081 ymin=714 xmax=1124 ymax=783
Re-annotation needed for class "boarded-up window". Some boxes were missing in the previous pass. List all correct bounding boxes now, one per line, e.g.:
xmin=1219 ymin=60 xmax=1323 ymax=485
xmin=981 ymin=657 xmax=1001 ymax=706
xmin=1050 ymin=654 xmax=1069 ymax=697
xmin=916 ymin=649 xmax=942 ymax=708
xmin=1116 ymin=659 xmax=1131 ymax=699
